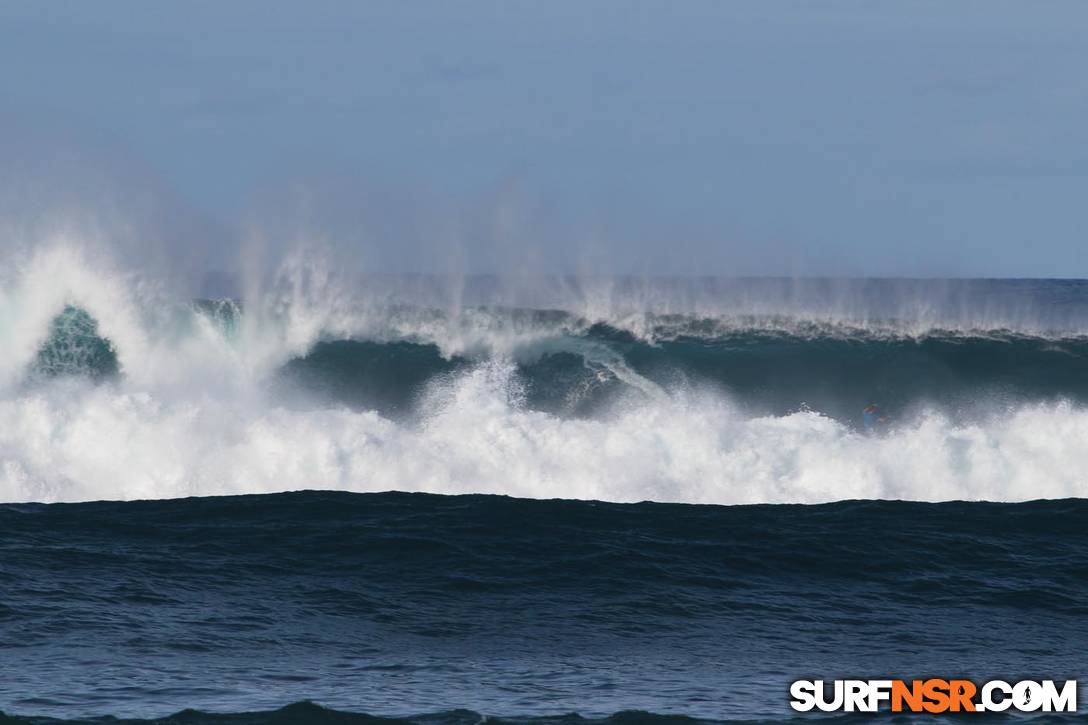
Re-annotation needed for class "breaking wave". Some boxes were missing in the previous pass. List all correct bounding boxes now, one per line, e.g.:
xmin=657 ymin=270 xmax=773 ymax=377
xmin=3 ymin=241 xmax=1088 ymax=505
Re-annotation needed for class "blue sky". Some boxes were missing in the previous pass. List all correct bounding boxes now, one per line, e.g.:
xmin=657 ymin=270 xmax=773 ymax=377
xmin=1 ymin=1 xmax=1086 ymax=277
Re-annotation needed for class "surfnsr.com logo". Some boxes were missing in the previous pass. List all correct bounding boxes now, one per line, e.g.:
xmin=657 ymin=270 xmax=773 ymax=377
xmin=790 ymin=679 xmax=1077 ymax=713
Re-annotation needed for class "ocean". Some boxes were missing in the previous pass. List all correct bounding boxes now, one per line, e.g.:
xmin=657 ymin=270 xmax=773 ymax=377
xmin=2 ymin=250 xmax=1088 ymax=722
xmin=3 ymin=493 xmax=1087 ymax=723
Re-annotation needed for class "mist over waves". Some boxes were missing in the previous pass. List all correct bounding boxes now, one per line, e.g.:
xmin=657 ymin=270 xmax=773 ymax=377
xmin=3 ymin=241 xmax=1088 ymax=505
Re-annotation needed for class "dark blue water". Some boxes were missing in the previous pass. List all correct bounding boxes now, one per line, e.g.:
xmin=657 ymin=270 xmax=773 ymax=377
xmin=2 ymin=492 xmax=1087 ymax=723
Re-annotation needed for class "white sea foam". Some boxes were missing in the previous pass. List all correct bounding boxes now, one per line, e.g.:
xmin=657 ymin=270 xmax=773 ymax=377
xmin=3 ymin=362 xmax=1088 ymax=505
xmin=3 ymin=241 xmax=1088 ymax=505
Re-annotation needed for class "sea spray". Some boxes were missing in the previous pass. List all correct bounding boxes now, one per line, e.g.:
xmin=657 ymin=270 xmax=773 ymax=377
xmin=5 ymin=241 xmax=1088 ymax=505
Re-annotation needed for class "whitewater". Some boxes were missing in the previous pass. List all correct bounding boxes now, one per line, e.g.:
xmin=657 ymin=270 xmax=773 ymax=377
xmin=4 ymin=240 xmax=1088 ymax=505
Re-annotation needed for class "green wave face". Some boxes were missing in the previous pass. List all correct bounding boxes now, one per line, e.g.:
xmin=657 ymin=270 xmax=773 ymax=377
xmin=32 ymin=305 xmax=119 ymax=381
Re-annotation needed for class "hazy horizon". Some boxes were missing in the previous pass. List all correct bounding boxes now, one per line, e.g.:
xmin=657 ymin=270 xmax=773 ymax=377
xmin=2 ymin=1 xmax=1087 ymax=280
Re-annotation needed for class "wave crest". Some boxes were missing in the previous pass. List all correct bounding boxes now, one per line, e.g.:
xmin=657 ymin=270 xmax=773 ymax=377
xmin=5 ymin=242 xmax=1088 ymax=504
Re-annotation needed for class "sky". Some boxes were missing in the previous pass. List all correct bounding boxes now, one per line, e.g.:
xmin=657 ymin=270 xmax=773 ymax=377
xmin=1 ymin=1 xmax=1087 ymax=278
